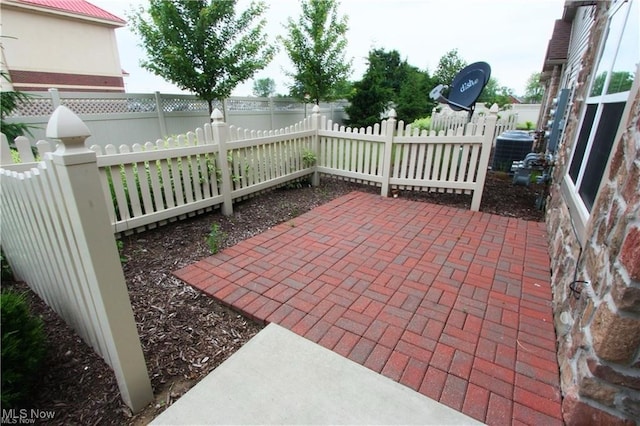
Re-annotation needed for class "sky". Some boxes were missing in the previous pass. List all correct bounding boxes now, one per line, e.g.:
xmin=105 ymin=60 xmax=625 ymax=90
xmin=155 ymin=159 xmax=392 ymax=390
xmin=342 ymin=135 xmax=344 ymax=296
xmin=92 ymin=0 xmax=566 ymax=97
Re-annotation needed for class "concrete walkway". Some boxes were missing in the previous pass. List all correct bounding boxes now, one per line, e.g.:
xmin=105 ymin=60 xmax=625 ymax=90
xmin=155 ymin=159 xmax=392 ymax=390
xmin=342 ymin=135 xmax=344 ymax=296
xmin=174 ymin=192 xmax=562 ymax=425
xmin=152 ymin=323 xmax=483 ymax=425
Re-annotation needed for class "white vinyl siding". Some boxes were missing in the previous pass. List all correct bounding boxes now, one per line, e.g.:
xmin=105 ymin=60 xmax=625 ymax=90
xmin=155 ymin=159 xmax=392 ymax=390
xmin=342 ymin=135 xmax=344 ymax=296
xmin=562 ymin=6 xmax=597 ymax=88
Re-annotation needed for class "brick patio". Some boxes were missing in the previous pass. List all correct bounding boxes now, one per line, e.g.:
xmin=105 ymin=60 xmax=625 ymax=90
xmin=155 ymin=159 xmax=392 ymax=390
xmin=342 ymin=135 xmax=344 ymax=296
xmin=174 ymin=191 xmax=562 ymax=425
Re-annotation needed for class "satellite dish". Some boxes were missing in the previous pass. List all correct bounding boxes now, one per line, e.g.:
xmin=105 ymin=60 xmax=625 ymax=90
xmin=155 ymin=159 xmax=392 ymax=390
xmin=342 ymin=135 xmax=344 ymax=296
xmin=430 ymin=61 xmax=491 ymax=118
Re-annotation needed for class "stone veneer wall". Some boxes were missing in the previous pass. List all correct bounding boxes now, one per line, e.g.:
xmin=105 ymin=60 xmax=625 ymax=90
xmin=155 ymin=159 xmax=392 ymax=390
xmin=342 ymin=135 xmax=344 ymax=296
xmin=546 ymin=2 xmax=640 ymax=424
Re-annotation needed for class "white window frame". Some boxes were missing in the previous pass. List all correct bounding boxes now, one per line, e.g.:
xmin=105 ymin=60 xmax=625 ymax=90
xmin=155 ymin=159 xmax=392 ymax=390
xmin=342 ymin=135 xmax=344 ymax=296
xmin=561 ymin=0 xmax=638 ymax=241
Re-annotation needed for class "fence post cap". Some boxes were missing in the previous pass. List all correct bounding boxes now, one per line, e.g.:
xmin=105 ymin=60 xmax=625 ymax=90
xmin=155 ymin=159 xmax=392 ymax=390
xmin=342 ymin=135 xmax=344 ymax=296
xmin=388 ymin=109 xmax=397 ymax=119
xmin=312 ymin=105 xmax=320 ymax=114
xmin=211 ymin=108 xmax=224 ymax=122
xmin=489 ymin=104 xmax=500 ymax=114
xmin=46 ymin=105 xmax=91 ymax=140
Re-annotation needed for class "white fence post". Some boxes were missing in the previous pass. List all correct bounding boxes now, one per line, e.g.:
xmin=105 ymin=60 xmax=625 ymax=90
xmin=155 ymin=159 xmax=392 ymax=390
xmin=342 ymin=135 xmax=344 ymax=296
xmin=48 ymin=87 xmax=61 ymax=109
xmin=269 ymin=96 xmax=275 ymax=130
xmin=311 ymin=104 xmax=321 ymax=186
xmin=211 ymin=108 xmax=233 ymax=215
xmin=470 ymin=103 xmax=499 ymax=211
xmin=45 ymin=106 xmax=153 ymax=412
xmin=154 ymin=91 xmax=168 ymax=137
xmin=222 ymin=99 xmax=230 ymax=125
xmin=380 ymin=109 xmax=397 ymax=197
xmin=0 ymin=133 xmax=14 ymax=166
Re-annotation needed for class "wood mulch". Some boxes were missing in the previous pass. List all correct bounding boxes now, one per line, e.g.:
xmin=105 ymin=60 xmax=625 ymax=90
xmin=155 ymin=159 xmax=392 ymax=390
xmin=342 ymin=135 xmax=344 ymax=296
xmin=4 ymin=173 xmax=545 ymax=425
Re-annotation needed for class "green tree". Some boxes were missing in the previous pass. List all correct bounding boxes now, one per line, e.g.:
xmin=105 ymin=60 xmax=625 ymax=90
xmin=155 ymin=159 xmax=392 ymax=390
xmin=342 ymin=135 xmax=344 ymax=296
xmin=329 ymin=78 xmax=354 ymax=100
xmin=280 ymin=0 xmax=352 ymax=104
xmin=252 ymin=77 xmax=276 ymax=97
xmin=477 ymin=77 xmax=514 ymax=109
xmin=346 ymin=49 xmax=435 ymax=127
xmin=606 ymin=71 xmax=634 ymax=94
xmin=523 ymin=72 xmax=543 ymax=103
xmin=590 ymin=71 xmax=634 ymax=96
xmin=395 ymin=65 xmax=436 ymax=124
xmin=129 ymin=0 xmax=276 ymax=115
xmin=433 ymin=49 xmax=467 ymax=86
xmin=345 ymin=49 xmax=401 ymax=127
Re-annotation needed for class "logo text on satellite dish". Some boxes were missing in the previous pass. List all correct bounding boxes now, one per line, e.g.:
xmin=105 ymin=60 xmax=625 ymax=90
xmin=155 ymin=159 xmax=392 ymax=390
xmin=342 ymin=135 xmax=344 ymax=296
xmin=460 ymin=78 xmax=479 ymax=93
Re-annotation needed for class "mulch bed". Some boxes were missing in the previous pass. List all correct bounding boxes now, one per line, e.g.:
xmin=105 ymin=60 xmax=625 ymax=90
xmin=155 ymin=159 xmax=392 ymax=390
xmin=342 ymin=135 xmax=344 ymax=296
xmin=3 ymin=173 xmax=545 ymax=425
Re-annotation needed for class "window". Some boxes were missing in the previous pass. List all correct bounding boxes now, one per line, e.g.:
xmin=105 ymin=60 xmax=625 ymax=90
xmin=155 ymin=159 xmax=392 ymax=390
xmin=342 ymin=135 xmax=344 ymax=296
xmin=567 ymin=0 xmax=638 ymax=214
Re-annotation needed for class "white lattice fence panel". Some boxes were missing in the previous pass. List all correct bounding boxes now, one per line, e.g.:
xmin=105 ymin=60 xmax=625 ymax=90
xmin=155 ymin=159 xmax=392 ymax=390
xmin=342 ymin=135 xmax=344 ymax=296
xmin=62 ymin=98 xmax=131 ymax=114
xmin=162 ymin=98 xmax=208 ymax=112
xmin=272 ymin=99 xmax=304 ymax=111
xmin=226 ymin=98 xmax=270 ymax=111
xmin=8 ymin=97 xmax=54 ymax=117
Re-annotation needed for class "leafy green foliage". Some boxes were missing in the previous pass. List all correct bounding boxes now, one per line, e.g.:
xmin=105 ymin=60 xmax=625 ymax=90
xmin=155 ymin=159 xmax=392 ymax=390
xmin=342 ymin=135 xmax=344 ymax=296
xmin=433 ymin=49 xmax=467 ymax=86
xmin=1 ymin=290 xmax=46 ymax=408
xmin=346 ymin=49 xmax=435 ymax=127
xmin=516 ymin=121 xmax=535 ymax=130
xmin=410 ymin=117 xmax=432 ymax=132
xmin=477 ymin=77 xmax=514 ymax=109
xmin=302 ymin=149 xmax=317 ymax=167
xmin=590 ymin=71 xmax=634 ymax=96
xmin=605 ymin=71 xmax=634 ymax=94
xmin=206 ymin=223 xmax=226 ymax=254
xmin=395 ymin=65 xmax=436 ymax=124
xmin=252 ymin=77 xmax=276 ymax=97
xmin=116 ymin=240 xmax=127 ymax=264
xmin=523 ymin=72 xmax=544 ymax=103
xmin=0 ymin=71 xmax=33 ymax=144
xmin=345 ymin=49 xmax=397 ymax=128
xmin=129 ymin=0 xmax=276 ymax=114
xmin=410 ymin=116 xmax=448 ymax=134
xmin=1 ymin=250 xmax=13 ymax=281
xmin=280 ymin=0 xmax=352 ymax=103
xmin=329 ymin=79 xmax=354 ymax=100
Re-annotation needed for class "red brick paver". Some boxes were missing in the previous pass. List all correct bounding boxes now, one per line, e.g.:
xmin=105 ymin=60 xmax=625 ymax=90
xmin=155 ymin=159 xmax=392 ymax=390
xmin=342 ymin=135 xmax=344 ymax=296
xmin=175 ymin=192 xmax=562 ymax=425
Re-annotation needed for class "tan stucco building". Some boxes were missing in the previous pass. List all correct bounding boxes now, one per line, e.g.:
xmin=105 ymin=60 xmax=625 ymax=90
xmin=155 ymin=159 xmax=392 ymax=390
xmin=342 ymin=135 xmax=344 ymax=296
xmin=0 ymin=0 xmax=126 ymax=92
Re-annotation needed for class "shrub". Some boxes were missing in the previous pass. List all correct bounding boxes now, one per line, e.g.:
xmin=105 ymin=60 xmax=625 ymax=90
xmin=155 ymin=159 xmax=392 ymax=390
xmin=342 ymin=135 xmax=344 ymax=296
xmin=1 ymin=71 xmax=34 ymax=144
xmin=10 ymin=149 xmax=21 ymax=164
xmin=302 ymin=149 xmax=317 ymax=167
xmin=116 ymin=240 xmax=127 ymax=264
xmin=1 ymin=290 xmax=46 ymax=409
xmin=1 ymin=250 xmax=13 ymax=281
xmin=206 ymin=223 xmax=226 ymax=254
xmin=411 ymin=116 xmax=431 ymax=132
xmin=516 ymin=121 xmax=535 ymax=130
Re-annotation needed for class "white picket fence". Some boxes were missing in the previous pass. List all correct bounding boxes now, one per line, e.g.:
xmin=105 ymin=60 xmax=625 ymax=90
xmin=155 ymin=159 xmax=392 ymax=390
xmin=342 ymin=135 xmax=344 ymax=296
xmin=317 ymin=106 xmax=498 ymax=210
xmin=92 ymin=112 xmax=318 ymax=233
xmin=431 ymin=107 xmax=518 ymax=141
xmin=4 ymin=104 xmax=499 ymax=231
xmin=0 ymin=107 xmax=153 ymax=413
xmin=0 ymin=103 xmax=499 ymax=411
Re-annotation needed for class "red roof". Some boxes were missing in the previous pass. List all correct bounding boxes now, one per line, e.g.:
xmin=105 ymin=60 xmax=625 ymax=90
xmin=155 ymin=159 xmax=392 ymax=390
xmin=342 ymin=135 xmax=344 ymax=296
xmin=15 ymin=0 xmax=126 ymax=25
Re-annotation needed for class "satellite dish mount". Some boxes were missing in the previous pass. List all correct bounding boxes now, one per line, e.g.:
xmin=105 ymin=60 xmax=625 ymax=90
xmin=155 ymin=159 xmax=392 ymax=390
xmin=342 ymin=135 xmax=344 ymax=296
xmin=429 ymin=62 xmax=491 ymax=122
